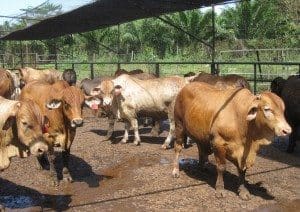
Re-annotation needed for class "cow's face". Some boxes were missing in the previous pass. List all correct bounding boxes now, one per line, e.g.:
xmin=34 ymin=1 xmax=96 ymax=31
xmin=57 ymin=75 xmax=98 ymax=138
xmin=16 ymin=100 xmax=48 ymax=156
xmin=91 ymin=80 xmax=114 ymax=109
xmin=247 ymin=92 xmax=291 ymax=139
xmin=61 ymin=86 xmax=85 ymax=128
xmin=84 ymin=96 xmax=101 ymax=115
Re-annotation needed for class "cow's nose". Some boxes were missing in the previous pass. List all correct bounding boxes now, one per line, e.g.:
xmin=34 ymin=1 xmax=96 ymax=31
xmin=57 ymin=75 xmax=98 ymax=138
xmin=30 ymin=142 xmax=48 ymax=156
xmin=282 ymin=125 xmax=292 ymax=136
xmin=72 ymin=118 xmax=83 ymax=127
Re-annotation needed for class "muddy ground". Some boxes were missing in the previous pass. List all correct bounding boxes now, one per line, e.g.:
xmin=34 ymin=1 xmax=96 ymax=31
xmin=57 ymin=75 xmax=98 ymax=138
xmin=1 ymin=107 xmax=300 ymax=211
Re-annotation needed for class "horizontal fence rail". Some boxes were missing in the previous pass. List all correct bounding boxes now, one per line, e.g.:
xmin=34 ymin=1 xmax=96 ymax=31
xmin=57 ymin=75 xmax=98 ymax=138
xmin=3 ymin=60 xmax=300 ymax=94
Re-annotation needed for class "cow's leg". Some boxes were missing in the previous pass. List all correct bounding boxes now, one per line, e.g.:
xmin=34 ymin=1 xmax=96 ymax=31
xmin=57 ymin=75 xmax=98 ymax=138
xmin=121 ymin=121 xmax=130 ymax=143
xmin=150 ymin=119 xmax=160 ymax=136
xmin=172 ymin=121 xmax=184 ymax=178
xmin=213 ymin=140 xmax=227 ymax=198
xmin=196 ymin=142 xmax=209 ymax=170
xmin=131 ymin=119 xmax=141 ymax=146
xmin=287 ymin=125 xmax=296 ymax=153
xmin=162 ymin=115 xmax=174 ymax=149
xmin=35 ymin=154 xmax=48 ymax=170
xmin=238 ymin=169 xmax=251 ymax=200
xmin=46 ymin=150 xmax=59 ymax=186
xmin=106 ymin=114 xmax=116 ymax=142
xmin=62 ymin=149 xmax=73 ymax=182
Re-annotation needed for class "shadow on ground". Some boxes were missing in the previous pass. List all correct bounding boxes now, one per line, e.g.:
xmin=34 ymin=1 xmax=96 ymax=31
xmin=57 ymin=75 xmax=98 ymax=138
xmin=0 ymin=178 xmax=71 ymax=210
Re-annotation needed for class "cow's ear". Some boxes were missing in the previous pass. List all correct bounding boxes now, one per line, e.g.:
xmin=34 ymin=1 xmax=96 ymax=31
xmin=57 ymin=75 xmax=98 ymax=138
xmin=18 ymin=68 xmax=28 ymax=77
xmin=46 ymin=99 xmax=62 ymax=109
xmin=246 ymin=100 xmax=259 ymax=121
xmin=3 ymin=116 xmax=15 ymax=131
xmin=114 ymin=85 xmax=122 ymax=96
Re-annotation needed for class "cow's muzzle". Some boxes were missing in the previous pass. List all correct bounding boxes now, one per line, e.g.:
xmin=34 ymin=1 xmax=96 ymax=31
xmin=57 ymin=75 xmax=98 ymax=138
xmin=29 ymin=138 xmax=49 ymax=156
xmin=71 ymin=118 xmax=83 ymax=127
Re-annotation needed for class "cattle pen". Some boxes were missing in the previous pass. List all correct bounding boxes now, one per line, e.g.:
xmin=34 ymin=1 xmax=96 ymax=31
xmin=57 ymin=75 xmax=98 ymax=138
xmin=0 ymin=0 xmax=300 ymax=211
xmin=12 ymin=60 xmax=300 ymax=94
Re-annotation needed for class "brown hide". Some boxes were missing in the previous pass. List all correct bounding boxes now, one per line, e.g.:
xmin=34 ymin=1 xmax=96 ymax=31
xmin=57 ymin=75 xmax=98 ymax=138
xmin=0 ymin=69 xmax=15 ymax=99
xmin=114 ymin=68 xmax=144 ymax=77
xmin=20 ymin=80 xmax=84 ymax=149
xmin=0 ymin=97 xmax=49 ymax=170
xmin=173 ymin=82 xmax=291 ymax=199
xmin=19 ymin=67 xmax=62 ymax=86
xmin=192 ymin=72 xmax=250 ymax=90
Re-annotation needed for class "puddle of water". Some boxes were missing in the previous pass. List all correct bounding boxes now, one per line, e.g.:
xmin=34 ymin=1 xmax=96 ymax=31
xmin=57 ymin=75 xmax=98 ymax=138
xmin=159 ymin=157 xmax=170 ymax=165
xmin=0 ymin=195 xmax=38 ymax=209
xmin=179 ymin=158 xmax=199 ymax=166
xmin=253 ymin=199 xmax=300 ymax=212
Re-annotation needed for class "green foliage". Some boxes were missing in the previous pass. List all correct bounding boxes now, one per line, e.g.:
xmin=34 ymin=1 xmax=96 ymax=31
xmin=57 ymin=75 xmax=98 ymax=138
xmin=0 ymin=0 xmax=298 ymax=63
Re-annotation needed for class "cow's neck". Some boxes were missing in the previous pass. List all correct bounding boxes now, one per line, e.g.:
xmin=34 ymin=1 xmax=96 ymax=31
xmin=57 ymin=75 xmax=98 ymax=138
xmin=240 ymin=119 xmax=272 ymax=170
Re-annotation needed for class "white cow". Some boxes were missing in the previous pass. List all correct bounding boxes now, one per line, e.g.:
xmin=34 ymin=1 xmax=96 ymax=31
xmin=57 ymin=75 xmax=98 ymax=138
xmin=96 ymin=74 xmax=189 ymax=148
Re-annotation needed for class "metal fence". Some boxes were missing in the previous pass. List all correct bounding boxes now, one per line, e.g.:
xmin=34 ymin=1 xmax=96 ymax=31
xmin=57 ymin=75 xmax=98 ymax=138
xmin=4 ymin=60 xmax=297 ymax=94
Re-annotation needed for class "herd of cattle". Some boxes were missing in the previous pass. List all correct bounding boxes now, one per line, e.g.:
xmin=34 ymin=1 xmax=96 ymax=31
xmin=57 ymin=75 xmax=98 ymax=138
xmin=0 ymin=66 xmax=299 ymax=201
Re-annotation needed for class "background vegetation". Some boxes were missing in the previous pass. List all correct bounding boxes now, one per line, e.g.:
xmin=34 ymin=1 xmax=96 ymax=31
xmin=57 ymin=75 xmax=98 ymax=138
xmin=0 ymin=0 xmax=299 ymax=85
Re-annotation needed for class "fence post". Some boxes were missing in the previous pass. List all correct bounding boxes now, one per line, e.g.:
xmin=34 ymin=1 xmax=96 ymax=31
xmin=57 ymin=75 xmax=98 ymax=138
xmin=90 ymin=63 xmax=94 ymax=79
xmin=155 ymin=63 xmax=160 ymax=77
xmin=2 ymin=55 xmax=5 ymax=68
xmin=117 ymin=63 xmax=121 ymax=70
xmin=254 ymin=64 xmax=257 ymax=94
xmin=34 ymin=53 xmax=38 ymax=68
xmin=72 ymin=63 xmax=75 ymax=70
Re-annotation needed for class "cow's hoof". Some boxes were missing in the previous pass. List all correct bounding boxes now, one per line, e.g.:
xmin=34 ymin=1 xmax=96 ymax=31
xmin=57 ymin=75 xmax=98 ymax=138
xmin=161 ymin=144 xmax=170 ymax=150
xmin=215 ymin=189 xmax=227 ymax=198
xmin=52 ymin=179 xmax=59 ymax=187
xmin=63 ymin=168 xmax=73 ymax=183
xmin=121 ymin=139 xmax=127 ymax=144
xmin=172 ymin=168 xmax=180 ymax=178
xmin=238 ymin=188 xmax=251 ymax=200
xmin=133 ymin=140 xmax=141 ymax=146
xmin=63 ymin=175 xmax=73 ymax=183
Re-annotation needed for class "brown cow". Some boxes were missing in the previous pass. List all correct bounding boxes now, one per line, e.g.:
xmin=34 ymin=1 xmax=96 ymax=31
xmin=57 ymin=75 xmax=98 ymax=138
xmin=0 ymin=69 xmax=15 ymax=99
xmin=20 ymin=80 xmax=85 ymax=185
xmin=192 ymin=72 xmax=250 ymax=90
xmin=0 ymin=96 xmax=49 ymax=170
xmin=18 ymin=67 xmax=62 ymax=87
xmin=114 ymin=68 xmax=144 ymax=77
xmin=172 ymin=82 xmax=291 ymax=200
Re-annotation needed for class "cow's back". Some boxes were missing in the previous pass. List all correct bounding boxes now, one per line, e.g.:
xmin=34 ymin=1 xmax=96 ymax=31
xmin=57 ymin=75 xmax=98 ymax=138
xmin=0 ymin=69 xmax=14 ymax=99
xmin=114 ymin=75 xmax=186 ymax=110
xmin=176 ymin=82 xmax=252 ymax=140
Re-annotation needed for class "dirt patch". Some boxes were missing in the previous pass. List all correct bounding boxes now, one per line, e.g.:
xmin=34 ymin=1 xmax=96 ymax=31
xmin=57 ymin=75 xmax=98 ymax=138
xmin=0 ymin=107 xmax=300 ymax=211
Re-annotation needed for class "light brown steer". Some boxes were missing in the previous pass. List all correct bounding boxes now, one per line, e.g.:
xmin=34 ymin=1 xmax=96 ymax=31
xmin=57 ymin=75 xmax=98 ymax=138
xmin=192 ymin=72 xmax=251 ymax=90
xmin=172 ymin=82 xmax=291 ymax=200
xmin=0 ymin=69 xmax=15 ymax=99
xmin=0 ymin=97 xmax=49 ymax=170
xmin=18 ymin=67 xmax=62 ymax=87
xmin=20 ymin=80 xmax=84 ymax=185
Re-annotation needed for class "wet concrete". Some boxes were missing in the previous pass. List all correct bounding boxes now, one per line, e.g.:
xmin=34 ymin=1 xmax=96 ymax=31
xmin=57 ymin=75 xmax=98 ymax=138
xmin=0 ymin=107 xmax=300 ymax=211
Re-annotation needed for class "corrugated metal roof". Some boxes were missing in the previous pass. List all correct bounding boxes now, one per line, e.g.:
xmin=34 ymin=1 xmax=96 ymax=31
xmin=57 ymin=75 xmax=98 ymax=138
xmin=1 ymin=0 xmax=231 ymax=40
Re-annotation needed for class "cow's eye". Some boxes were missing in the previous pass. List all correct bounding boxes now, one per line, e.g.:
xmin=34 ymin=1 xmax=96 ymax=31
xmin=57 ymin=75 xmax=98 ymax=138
xmin=22 ymin=121 xmax=27 ymax=126
xmin=64 ymin=103 xmax=71 ymax=110
xmin=264 ymin=106 xmax=272 ymax=112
